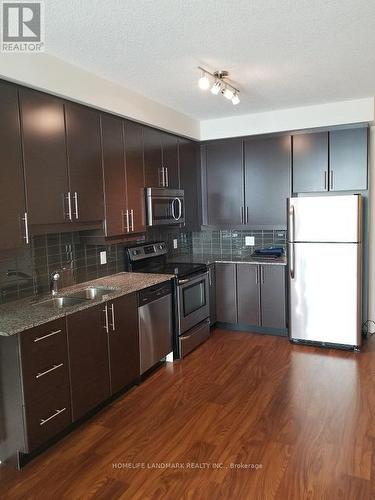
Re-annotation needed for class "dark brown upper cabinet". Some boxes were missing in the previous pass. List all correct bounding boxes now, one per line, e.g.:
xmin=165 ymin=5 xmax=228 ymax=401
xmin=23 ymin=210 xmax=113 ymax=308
xmin=101 ymin=113 xmax=127 ymax=237
xmin=124 ymin=120 xmax=146 ymax=233
xmin=161 ymin=132 xmax=179 ymax=188
xmin=106 ymin=293 xmax=139 ymax=395
xmin=20 ymin=88 xmax=69 ymax=226
xmin=67 ymin=304 xmax=110 ymax=422
xmin=205 ymin=140 xmax=244 ymax=227
xmin=0 ymin=81 xmax=28 ymax=249
xmin=65 ymin=102 xmax=104 ymax=223
xmin=144 ymin=127 xmax=163 ymax=187
xmin=292 ymin=132 xmax=328 ymax=193
xmin=329 ymin=128 xmax=368 ymax=191
xmin=179 ymin=138 xmax=200 ymax=230
xmin=244 ymin=136 xmax=291 ymax=227
xmin=144 ymin=127 xmax=179 ymax=188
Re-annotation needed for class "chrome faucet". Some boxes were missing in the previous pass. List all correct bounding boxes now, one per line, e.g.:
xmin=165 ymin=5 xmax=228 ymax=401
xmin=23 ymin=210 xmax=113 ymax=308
xmin=50 ymin=271 xmax=61 ymax=297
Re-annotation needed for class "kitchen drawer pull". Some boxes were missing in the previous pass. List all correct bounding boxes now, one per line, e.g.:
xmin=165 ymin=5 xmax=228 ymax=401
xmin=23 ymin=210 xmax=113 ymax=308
xmin=35 ymin=363 xmax=64 ymax=379
xmin=104 ymin=305 xmax=109 ymax=333
xmin=33 ymin=329 xmax=62 ymax=343
xmin=39 ymin=407 xmax=66 ymax=426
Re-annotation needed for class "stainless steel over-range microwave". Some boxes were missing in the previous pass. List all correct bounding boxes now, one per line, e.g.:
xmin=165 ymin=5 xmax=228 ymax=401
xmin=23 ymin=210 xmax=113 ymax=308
xmin=146 ymin=187 xmax=185 ymax=226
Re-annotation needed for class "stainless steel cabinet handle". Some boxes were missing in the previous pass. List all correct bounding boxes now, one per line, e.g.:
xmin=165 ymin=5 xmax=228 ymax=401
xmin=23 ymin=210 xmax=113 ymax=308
xmin=241 ymin=206 xmax=244 ymax=224
xmin=260 ymin=266 xmax=264 ymax=284
xmin=208 ymin=268 xmax=212 ymax=286
xmin=103 ymin=305 xmax=109 ymax=333
xmin=130 ymin=209 xmax=134 ymax=231
xmin=125 ymin=209 xmax=130 ymax=232
xmin=324 ymin=171 xmax=328 ymax=190
xmin=165 ymin=167 xmax=169 ymax=187
xmin=66 ymin=192 xmax=72 ymax=221
xmin=22 ymin=212 xmax=29 ymax=244
xmin=36 ymin=363 xmax=63 ymax=379
xmin=246 ymin=206 xmax=249 ymax=224
xmin=33 ymin=329 xmax=62 ymax=343
xmin=73 ymin=192 xmax=79 ymax=220
xmin=160 ymin=167 xmax=166 ymax=187
xmin=330 ymin=170 xmax=334 ymax=190
xmin=255 ymin=266 xmax=259 ymax=285
xmin=110 ymin=303 xmax=115 ymax=331
xmin=40 ymin=407 xmax=66 ymax=426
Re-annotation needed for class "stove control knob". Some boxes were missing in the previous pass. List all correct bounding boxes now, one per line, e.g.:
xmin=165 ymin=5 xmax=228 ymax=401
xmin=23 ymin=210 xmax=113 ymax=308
xmin=158 ymin=244 xmax=163 ymax=250
xmin=132 ymin=250 xmax=138 ymax=256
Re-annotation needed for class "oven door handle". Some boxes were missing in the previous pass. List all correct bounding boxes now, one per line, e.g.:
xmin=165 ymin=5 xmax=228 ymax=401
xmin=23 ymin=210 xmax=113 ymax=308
xmin=178 ymin=271 xmax=208 ymax=285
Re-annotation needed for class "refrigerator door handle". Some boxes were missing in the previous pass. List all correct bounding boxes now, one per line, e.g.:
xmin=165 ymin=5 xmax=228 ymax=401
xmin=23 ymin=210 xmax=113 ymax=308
xmin=289 ymin=204 xmax=295 ymax=243
xmin=290 ymin=243 xmax=295 ymax=280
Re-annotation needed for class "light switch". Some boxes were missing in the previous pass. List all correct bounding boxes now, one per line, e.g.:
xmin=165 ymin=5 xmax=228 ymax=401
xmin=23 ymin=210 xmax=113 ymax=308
xmin=100 ymin=251 xmax=107 ymax=265
xmin=173 ymin=239 xmax=178 ymax=249
xmin=245 ymin=236 xmax=255 ymax=246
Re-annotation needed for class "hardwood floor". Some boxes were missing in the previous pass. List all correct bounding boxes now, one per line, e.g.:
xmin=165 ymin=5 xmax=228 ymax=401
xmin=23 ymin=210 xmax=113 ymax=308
xmin=1 ymin=328 xmax=375 ymax=499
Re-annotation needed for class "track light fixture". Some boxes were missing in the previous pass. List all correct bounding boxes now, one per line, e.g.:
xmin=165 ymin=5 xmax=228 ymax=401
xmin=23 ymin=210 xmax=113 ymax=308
xmin=198 ymin=66 xmax=240 ymax=105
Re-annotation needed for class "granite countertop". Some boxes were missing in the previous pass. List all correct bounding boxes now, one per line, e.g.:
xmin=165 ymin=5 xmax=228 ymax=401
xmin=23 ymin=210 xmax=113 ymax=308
xmin=169 ymin=253 xmax=287 ymax=266
xmin=0 ymin=272 xmax=173 ymax=337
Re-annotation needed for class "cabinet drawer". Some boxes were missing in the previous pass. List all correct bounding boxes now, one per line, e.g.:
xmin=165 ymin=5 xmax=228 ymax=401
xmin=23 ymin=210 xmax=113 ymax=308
xmin=20 ymin=318 xmax=67 ymax=366
xmin=23 ymin=360 xmax=70 ymax=406
xmin=24 ymin=387 xmax=71 ymax=452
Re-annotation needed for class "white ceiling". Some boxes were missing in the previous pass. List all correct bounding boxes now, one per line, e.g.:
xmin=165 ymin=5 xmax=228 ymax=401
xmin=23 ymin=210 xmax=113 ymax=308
xmin=45 ymin=0 xmax=375 ymax=121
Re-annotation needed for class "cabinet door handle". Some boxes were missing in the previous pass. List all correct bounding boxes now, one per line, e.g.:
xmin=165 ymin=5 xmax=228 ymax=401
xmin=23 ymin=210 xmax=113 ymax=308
xmin=241 ymin=206 xmax=244 ymax=224
xmin=246 ymin=206 xmax=249 ymax=224
xmin=165 ymin=167 xmax=169 ymax=187
xmin=73 ymin=192 xmax=79 ymax=220
xmin=36 ymin=363 xmax=64 ymax=379
xmin=324 ymin=171 xmax=328 ymax=190
xmin=125 ymin=210 xmax=130 ymax=232
xmin=261 ymin=266 xmax=265 ymax=284
xmin=159 ymin=167 xmax=165 ymax=187
xmin=130 ymin=209 xmax=134 ymax=231
xmin=255 ymin=266 xmax=259 ymax=285
xmin=40 ymin=407 xmax=66 ymax=426
xmin=110 ymin=303 xmax=115 ymax=331
xmin=33 ymin=329 xmax=62 ymax=343
xmin=22 ymin=212 xmax=29 ymax=244
xmin=330 ymin=170 xmax=334 ymax=190
xmin=103 ymin=305 xmax=109 ymax=333
xmin=66 ymin=192 xmax=72 ymax=221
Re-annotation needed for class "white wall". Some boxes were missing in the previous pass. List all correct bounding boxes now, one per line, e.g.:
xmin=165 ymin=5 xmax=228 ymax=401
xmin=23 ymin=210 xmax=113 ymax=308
xmin=200 ymin=98 xmax=375 ymax=140
xmin=0 ymin=53 xmax=200 ymax=140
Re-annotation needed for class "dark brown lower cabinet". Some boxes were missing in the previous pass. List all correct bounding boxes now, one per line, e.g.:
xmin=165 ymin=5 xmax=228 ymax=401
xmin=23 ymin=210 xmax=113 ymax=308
xmin=237 ymin=264 xmax=260 ymax=325
xmin=215 ymin=263 xmax=237 ymax=324
xmin=19 ymin=319 xmax=72 ymax=452
xmin=215 ymin=263 xmax=286 ymax=330
xmin=208 ymin=264 xmax=216 ymax=326
xmin=67 ymin=304 xmax=110 ymax=421
xmin=106 ymin=293 xmax=140 ymax=395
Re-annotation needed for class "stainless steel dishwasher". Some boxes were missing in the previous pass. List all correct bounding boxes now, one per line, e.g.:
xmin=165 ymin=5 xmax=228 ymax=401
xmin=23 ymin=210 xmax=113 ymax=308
xmin=138 ymin=281 xmax=173 ymax=374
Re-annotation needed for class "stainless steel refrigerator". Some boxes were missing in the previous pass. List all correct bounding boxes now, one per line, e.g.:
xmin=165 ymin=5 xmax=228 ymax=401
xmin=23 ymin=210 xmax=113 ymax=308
xmin=288 ymin=194 xmax=363 ymax=349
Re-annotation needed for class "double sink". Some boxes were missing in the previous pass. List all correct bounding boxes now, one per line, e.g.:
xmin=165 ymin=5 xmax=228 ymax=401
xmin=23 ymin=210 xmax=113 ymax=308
xmin=35 ymin=287 xmax=118 ymax=310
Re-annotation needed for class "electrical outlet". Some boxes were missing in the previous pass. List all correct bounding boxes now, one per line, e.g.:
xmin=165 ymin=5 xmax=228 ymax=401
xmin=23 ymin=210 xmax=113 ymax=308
xmin=173 ymin=239 xmax=178 ymax=249
xmin=245 ymin=236 xmax=255 ymax=246
xmin=100 ymin=251 xmax=107 ymax=265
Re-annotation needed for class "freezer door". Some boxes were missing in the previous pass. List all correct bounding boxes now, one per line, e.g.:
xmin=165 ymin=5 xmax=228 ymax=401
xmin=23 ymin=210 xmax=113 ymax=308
xmin=288 ymin=195 xmax=362 ymax=243
xmin=289 ymin=242 xmax=362 ymax=347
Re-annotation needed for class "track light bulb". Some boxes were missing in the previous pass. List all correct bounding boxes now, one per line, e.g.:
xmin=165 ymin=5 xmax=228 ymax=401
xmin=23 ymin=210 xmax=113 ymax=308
xmin=232 ymin=93 xmax=240 ymax=105
xmin=198 ymin=72 xmax=210 ymax=90
xmin=222 ymin=87 xmax=234 ymax=100
xmin=210 ymin=80 xmax=221 ymax=95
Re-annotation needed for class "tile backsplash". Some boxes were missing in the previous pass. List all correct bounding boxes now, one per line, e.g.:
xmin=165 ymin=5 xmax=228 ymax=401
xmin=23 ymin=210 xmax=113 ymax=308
xmin=191 ymin=229 xmax=287 ymax=258
xmin=0 ymin=227 xmax=192 ymax=304
xmin=0 ymin=227 xmax=284 ymax=304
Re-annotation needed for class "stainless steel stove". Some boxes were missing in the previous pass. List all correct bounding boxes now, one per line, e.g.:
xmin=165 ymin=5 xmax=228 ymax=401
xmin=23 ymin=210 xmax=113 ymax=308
xmin=125 ymin=242 xmax=210 ymax=358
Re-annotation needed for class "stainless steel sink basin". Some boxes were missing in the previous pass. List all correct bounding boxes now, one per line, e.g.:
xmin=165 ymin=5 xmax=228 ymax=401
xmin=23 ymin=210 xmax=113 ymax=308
xmin=66 ymin=287 xmax=117 ymax=300
xmin=35 ymin=296 xmax=87 ymax=309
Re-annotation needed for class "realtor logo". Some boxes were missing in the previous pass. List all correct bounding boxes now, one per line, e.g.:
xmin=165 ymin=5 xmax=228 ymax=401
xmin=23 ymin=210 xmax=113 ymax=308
xmin=1 ymin=1 xmax=45 ymax=52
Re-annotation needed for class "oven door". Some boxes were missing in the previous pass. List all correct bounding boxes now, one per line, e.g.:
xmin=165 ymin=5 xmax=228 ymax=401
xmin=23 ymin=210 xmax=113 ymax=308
xmin=177 ymin=272 xmax=210 ymax=334
xmin=146 ymin=189 xmax=185 ymax=226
